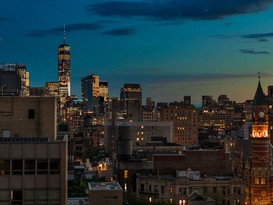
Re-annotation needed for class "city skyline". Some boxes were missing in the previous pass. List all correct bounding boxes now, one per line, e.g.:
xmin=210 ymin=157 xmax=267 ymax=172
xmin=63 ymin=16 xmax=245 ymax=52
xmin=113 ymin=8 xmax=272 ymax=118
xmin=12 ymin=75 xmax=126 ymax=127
xmin=2 ymin=0 xmax=273 ymax=104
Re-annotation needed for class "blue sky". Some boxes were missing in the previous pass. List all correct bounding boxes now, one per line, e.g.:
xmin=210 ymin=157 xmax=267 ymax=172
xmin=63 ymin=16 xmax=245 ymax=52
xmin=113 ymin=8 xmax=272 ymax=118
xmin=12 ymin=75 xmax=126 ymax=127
xmin=1 ymin=0 xmax=273 ymax=104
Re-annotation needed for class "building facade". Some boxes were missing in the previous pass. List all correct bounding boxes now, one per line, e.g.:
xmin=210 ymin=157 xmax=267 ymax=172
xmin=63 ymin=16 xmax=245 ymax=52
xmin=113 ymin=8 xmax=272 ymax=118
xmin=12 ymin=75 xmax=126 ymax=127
xmin=88 ymin=182 xmax=123 ymax=205
xmin=244 ymin=80 xmax=273 ymax=205
xmin=120 ymin=84 xmax=142 ymax=122
xmin=160 ymin=105 xmax=198 ymax=146
xmin=81 ymin=75 xmax=100 ymax=112
xmin=0 ymin=138 xmax=67 ymax=205
xmin=0 ymin=96 xmax=57 ymax=141
xmin=0 ymin=64 xmax=29 ymax=96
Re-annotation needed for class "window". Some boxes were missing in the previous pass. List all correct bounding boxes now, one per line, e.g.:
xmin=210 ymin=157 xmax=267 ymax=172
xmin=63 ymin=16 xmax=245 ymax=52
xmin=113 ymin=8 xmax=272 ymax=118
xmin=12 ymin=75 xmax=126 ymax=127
xmin=154 ymin=185 xmax=158 ymax=193
xmin=213 ymin=187 xmax=217 ymax=194
xmin=179 ymin=187 xmax=182 ymax=195
xmin=183 ymin=188 xmax=186 ymax=195
xmin=161 ymin=186 xmax=164 ymax=194
xmin=141 ymin=184 xmax=144 ymax=192
xmin=24 ymin=190 xmax=35 ymax=201
xmin=28 ymin=109 xmax=35 ymax=119
xmin=25 ymin=160 xmax=35 ymax=175
xmin=50 ymin=160 xmax=60 ymax=174
xmin=12 ymin=160 xmax=22 ymax=175
xmin=2 ymin=129 xmax=10 ymax=138
xmin=0 ymin=160 xmax=10 ymax=175
xmin=37 ymin=160 xmax=48 ymax=174
xmin=11 ymin=190 xmax=22 ymax=204
xmin=222 ymin=187 xmax=226 ymax=195
xmin=169 ymin=185 xmax=173 ymax=193
xmin=203 ymin=187 xmax=207 ymax=195
xmin=0 ymin=190 xmax=10 ymax=201
xmin=124 ymin=170 xmax=128 ymax=179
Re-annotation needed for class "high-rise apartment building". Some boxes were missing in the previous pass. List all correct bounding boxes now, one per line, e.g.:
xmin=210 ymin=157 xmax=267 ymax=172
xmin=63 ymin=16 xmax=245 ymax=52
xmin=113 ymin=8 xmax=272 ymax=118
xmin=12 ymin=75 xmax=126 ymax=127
xmin=120 ymin=84 xmax=142 ymax=121
xmin=0 ymin=64 xmax=29 ymax=96
xmin=160 ymin=103 xmax=198 ymax=146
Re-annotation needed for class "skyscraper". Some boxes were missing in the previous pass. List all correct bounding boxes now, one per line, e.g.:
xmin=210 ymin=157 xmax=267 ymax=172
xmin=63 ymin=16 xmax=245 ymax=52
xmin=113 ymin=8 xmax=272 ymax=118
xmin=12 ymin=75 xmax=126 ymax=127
xmin=57 ymin=27 xmax=71 ymax=122
xmin=58 ymin=27 xmax=70 ymax=97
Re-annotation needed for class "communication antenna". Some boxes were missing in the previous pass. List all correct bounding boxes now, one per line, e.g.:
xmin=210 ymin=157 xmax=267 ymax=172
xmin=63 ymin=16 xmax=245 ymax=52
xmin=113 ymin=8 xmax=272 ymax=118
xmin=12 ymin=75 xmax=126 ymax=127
xmin=63 ymin=24 xmax=66 ymax=44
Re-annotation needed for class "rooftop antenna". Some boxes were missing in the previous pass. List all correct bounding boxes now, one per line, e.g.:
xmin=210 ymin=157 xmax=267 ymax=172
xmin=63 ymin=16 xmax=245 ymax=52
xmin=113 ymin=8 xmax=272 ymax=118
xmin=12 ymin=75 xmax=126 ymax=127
xmin=63 ymin=23 xmax=66 ymax=44
xmin=258 ymin=72 xmax=261 ymax=80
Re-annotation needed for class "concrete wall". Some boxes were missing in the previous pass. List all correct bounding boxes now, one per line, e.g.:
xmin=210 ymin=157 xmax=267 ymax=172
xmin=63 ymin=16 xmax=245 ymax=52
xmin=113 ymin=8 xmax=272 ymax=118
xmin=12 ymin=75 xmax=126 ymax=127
xmin=0 ymin=96 xmax=57 ymax=140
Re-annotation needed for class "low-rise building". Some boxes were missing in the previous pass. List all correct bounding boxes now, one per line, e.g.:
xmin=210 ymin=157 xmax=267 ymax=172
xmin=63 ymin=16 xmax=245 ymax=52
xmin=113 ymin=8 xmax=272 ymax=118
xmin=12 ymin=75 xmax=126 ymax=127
xmin=88 ymin=182 xmax=123 ymax=205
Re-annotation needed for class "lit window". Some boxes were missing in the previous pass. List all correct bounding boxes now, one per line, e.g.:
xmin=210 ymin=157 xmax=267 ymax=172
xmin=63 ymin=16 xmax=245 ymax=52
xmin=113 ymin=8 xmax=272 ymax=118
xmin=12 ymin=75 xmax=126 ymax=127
xmin=124 ymin=170 xmax=128 ymax=179
xmin=124 ymin=183 xmax=127 ymax=192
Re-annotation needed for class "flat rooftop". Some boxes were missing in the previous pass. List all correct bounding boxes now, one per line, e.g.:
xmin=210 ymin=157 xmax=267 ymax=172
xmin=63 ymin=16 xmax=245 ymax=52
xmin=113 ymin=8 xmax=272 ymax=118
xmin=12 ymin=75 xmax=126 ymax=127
xmin=88 ymin=182 xmax=122 ymax=191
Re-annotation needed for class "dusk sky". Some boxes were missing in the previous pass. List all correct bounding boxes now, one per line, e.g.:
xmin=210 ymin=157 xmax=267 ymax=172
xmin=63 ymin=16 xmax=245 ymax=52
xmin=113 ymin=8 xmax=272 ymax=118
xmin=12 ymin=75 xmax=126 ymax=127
xmin=2 ymin=0 xmax=273 ymax=104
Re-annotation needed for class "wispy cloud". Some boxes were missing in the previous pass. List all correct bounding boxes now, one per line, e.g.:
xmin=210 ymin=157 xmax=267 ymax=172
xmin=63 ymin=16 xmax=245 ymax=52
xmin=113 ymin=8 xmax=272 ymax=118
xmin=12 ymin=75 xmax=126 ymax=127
xmin=89 ymin=0 xmax=273 ymax=21
xmin=27 ymin=22 xmax=103 ymax=38
xmin=239 ymin=48 xmax=270 ymax=55
xmin=104 ymin=69 xmax=273 ymax=86
xmin=241 ymin=32 xmax=273 ymax=39
xmin=102 ymin=27 xmax=136 ymax=36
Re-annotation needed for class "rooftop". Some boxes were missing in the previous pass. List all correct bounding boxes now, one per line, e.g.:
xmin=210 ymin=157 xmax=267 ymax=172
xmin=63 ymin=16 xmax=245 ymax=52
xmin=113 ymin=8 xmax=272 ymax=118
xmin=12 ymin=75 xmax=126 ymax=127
xmin=88 ymin=182 xmax=122 ymax=191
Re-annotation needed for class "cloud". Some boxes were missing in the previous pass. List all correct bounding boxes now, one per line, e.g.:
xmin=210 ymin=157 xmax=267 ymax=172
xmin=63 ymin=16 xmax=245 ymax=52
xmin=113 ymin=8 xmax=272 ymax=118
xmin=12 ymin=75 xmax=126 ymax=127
xmin=102 ymin=27 xmax=136 ymax=36
xmin=89 ymin=0 xmax=273 ymax=21
xmin=239 ymin=48 xmax=270 ymax=55
xmin=258 ymin=38 xmax=268 ymax=42
xmin=27 ymin=22 xmax=103 ymax=38
xmin=104 ymin=69 xmax=273 ymax=86
xmin=241 ymin=32 xmax=273 ymax=39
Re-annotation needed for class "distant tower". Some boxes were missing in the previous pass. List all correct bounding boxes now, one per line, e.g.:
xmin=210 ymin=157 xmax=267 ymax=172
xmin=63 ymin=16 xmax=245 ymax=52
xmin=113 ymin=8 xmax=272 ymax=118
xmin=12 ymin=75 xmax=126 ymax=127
xmin=81 ymin=74 xmax=100 ymax=111
xmin=120 ymin=84 xmax=142 ymax=121
xmin=58 ymin=24 xmax=71 ymax=97
xmin=246 ymin=76 xmax=273 ymax=204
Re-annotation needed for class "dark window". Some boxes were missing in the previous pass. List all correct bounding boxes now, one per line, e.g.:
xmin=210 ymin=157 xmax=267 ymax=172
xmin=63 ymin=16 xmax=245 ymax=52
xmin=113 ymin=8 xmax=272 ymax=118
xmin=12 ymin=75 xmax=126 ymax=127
xmin=141 ymin=184 xmax=144 ymax=192
xmin=222 ymin=187 xmax=226 ymax=195
xmin=50 ymin=160 xmax=60 ymax=174
xmin=154 ymin=185 xmax=158 ymax=193
xmin=0 ymin=160 xmax=10 ymax=175
xmin=25 ymin=160 xmax=35 ymax=175
xmin=12 ymin=190 xmax=23 ymax=205
xmin=213 ymin=187 xmax=217 ymax=194
xmin=28 ymin=109 xmax=35 ymax=119
xmin=37 ymin=160 xmax=48 ymax=174
xmin=183 ymin=188 xmax=187 ymax=195
xmin=161 ymin=186 xmax=164 ymax=194
xmin=12 ymin=160 xmax=22 ymax=175
xmin=179 ymin=187 xmax=182 ymax=195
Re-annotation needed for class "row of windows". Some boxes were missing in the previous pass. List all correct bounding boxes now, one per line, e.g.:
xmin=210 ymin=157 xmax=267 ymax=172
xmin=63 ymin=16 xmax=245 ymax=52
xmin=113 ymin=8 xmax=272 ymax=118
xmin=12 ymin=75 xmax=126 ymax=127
xmin=0 ymin=189 xmax=60 ymax=204
xmin=140 ymin=184 xmax=241 ymax=195
xmin=0 ymin=159 xmax=60 ymax=175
